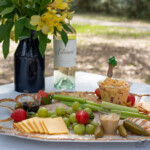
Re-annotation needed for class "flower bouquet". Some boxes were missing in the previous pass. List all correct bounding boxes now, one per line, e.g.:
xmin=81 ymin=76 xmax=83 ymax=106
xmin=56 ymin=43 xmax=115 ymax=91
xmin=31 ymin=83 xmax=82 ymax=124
xmin=0 ymin=0 xmax=74 ymax=58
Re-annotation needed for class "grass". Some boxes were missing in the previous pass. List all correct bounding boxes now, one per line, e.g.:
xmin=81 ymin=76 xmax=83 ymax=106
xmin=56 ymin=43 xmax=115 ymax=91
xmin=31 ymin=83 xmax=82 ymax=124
xmin=72 ymin=23 xmax=150 ymax=38
xmin=75 ymin=13 xmax=150 ymax=24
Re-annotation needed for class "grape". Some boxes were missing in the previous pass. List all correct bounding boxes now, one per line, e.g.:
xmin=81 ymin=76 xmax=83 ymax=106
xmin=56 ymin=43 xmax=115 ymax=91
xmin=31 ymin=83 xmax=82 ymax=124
xmin=69 ymin=113 xmax=77 ymax=123
xmin=63 ymin=114 xmax=70 ymax=118
xmin=74 ymin=124 xmax=85 ymax=135
xmin=38 ymin=107 xmax=48 ymax=117
xmin=72 ymin=122 xmax=78 ymax=129
xmin=47 ymin=111 xmax=55 ymax=117
xmin=56 ymin=107 xmax=66 ymax=116
xmin=50 ymin=114 xmax=58 ymax=118
xmin=63 ymin=117 xmax=70 ymax=128
xmin=90 ymin=121 xmax=99 ymax=127
xmin=66 ymin=108 xmax=73 ymax=114
xmin=85 ymin=124 xmax=95 ymax=135
xmin=84 ymin=108 xmax=92 ymax=113
xmin=78 ymin=107 xmax=82 ymax=111
xmin=72 ymin=102 xmax=80 ymax=111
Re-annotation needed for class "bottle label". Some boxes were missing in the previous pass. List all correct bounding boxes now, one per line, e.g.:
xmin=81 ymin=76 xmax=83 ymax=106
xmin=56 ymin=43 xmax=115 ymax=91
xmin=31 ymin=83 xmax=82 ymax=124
xmin=54 ymin=39 xmax=76 ymax=67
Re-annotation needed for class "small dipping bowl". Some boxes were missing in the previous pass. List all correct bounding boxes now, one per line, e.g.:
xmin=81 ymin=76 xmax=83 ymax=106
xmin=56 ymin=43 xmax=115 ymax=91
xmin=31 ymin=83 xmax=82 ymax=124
xmin=100 ymin=112 xmax=120 ymax=135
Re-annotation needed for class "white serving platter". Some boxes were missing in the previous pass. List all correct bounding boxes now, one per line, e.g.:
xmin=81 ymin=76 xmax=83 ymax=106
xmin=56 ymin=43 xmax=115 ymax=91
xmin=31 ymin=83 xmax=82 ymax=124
xmin=0 ymin=93 xmax=150 ymax=143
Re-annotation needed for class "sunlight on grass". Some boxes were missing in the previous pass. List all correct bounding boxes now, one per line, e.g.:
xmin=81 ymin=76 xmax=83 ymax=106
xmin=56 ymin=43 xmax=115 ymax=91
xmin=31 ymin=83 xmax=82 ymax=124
xmin=72 ymin=23 xmax=150 ymax=38
xmin=75 ymin=13 xmax=150 ymax=24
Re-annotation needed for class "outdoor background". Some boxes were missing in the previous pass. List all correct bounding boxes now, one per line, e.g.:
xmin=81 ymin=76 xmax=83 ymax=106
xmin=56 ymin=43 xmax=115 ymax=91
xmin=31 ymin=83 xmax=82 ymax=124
xmin=0 ymin=0 xmax=150 ymax=85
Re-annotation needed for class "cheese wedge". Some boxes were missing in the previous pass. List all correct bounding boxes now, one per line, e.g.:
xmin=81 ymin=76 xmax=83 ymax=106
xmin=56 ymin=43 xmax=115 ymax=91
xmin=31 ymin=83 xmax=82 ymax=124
xmin=18 ymin=122 xmax=30 ymax=133
xmin=43 ymin=117 xmax=69 ymax=135
xmin=39 ymin=118 xmax=49 ymax=134
xmin=33 ymin=118 xmax=44 ymax=134
xmin=14 ymin=123 xmax=25 ymax=132
xmin=22 ymin=119 xmax=34 ymax=133
xmin=27 ymin=118 xmax=38 ymax=133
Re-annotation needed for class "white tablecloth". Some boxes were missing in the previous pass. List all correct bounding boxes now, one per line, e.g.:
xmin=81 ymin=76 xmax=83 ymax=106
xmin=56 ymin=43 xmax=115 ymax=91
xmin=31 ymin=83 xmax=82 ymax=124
xmin=0 ymin=71 xmax=150 ymax=150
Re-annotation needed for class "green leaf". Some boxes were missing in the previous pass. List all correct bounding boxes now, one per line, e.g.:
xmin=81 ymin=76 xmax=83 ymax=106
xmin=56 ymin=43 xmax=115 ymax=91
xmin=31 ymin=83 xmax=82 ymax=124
xmin=42 ymin=95 xmax=52 ymax=105
xmin=15 ymin=17 xmax=26 ymax=41
xmin=42 ymin=0 xmax=50 ymax=7
xmin=24 ymin=18 xmax=36 ymax=30
xmin=39 ymin=31 xmax=47 ymax=57
xmin=54 ymin=27 xmax=57 ymax=36
xmin=63 ymin=24 xmax=73 ymax=33
xmin=2 ymin=36 xmax=10 ymax=59
xmin=0 ymin=6 xmax=14 ymax=15
xmin=0 ymin=0 xmax=7 ymax=7
xmin=60 ymin=29 xmax=68 ymax=46
xmin=47 ymin=38 xmax=51 ymax=43
xmin=19 ymin=27 xmax=31 ymax=40
xmin=0 ymin=21 xmax=14 ymax=42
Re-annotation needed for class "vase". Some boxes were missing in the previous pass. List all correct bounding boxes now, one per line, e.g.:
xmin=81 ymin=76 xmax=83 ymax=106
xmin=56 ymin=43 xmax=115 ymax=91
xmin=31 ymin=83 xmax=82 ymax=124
xmin=14 ymin=32 xmax=45 ymax=93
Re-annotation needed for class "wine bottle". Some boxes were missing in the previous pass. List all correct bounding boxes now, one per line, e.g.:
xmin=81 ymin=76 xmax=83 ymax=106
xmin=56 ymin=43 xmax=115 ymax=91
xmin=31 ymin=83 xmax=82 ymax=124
xmin=53 ymin=25 xmax=76 ymax=90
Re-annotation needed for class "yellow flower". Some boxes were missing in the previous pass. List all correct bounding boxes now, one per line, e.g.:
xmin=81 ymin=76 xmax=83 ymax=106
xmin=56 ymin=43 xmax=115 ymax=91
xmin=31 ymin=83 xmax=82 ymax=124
xmin=49 ymin=0 xmax=69 ymax=10
xmin=30 ymin=9 xmax=68 ymax=34
xmin=30 ymin=16 xmax=41 ymax=25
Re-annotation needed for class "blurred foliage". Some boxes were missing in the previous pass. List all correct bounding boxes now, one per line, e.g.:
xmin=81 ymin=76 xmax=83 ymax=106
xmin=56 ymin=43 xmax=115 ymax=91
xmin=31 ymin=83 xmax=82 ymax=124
xmin=71 ymin=0 xmax=150 ymax=19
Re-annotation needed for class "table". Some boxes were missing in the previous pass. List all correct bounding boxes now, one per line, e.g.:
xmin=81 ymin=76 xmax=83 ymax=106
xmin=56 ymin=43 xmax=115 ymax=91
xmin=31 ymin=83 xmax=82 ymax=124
xmin=0 ymin=71 xmax=150 ymax=150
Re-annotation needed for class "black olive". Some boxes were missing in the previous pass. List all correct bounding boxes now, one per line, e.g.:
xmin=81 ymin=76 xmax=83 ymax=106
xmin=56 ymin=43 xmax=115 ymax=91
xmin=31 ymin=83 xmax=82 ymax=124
xmin=22 ymin=101 xmax=40 ymax=113
xmin=22 ymin=102 xmax=30 ymax=111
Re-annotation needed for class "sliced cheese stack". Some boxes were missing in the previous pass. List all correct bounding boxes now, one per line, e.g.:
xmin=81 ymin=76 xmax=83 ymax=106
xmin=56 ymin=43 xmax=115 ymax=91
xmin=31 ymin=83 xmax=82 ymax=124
xmin=14 ymin=117 xmax=69 ymax=135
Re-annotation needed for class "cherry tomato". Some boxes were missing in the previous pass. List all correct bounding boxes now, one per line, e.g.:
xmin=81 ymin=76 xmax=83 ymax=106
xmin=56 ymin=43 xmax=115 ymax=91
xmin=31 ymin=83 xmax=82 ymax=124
xmin=76 ymin=110 xmax=89 ymax=124
xmin=127 ymin=94 xmax=135 ymax=106
xmin=95 ymin=88 xmax=101 ymax=98
xmin=37 ymin=90 xmax=48 ymax=104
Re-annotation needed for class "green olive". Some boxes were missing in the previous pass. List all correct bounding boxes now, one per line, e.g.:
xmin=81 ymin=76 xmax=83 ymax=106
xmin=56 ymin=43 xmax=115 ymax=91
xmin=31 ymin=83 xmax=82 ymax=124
xmin=94 ymin=125 xmax=104 ymax=138
xmin=15 ymin=102 xmax=22 ymax=110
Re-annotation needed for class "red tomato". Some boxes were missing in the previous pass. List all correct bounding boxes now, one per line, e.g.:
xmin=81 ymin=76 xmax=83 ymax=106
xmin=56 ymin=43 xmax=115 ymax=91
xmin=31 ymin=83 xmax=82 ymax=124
xmin=95 ymin=88 xmax=101 ymax=98
xmin=127 ymin=94 xmax=135 ymax=106
xmin=76 ymin=110 xmax=89 ymax=124
xmin=11 ymin=108 xmax=27 ymax=122
xmin=37 ymin=90 xmax=48 ymax=104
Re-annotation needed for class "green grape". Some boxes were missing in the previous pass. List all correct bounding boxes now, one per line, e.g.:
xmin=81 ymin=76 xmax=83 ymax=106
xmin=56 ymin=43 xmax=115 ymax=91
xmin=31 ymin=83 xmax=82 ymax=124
xmin=63 ymin=117 xmax=70 ymax=128
xmin=90 ymin=121 xmax=99 ymax=127
xmin=66 ymin=108 xmax=73 ymax=114
xmin=72 ymin=122 xmax=78 ymax=129
xmin=50 ymin=114 xmax=58 ymax=118
xmin=47 ymin=111 xmax=55 ymax=117
xmin=78 ymin=107 xmax=82 ymax=111
xmin=74 ymin=124 xmax=85 ymax=135
xmin=85 ymin=124 xmax=95 ymax=135
xmin=56 ymin=107 xmax=66 ymax=116
xmin=69 ymin=113 xmax=77 ymax=123
xmin=38 ymin=107 xmax=48 ymax=117
xmin=63 ymin=114 xmax=70 ymax=118
xmin=72 ymin=102 xmax=80 ymax=111
xmin=84 ymin=108 xmax=92 ymax=113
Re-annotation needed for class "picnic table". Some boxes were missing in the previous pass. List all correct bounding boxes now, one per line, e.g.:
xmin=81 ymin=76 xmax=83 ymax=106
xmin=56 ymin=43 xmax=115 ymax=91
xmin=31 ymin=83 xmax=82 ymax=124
xmin=0 ymin=72 xmax=150 ymax=150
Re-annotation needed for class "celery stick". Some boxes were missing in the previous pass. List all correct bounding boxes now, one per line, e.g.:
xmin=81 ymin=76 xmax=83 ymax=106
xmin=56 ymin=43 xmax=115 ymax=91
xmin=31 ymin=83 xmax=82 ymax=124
xmin=86 ymin=100 xmax=101 ymax=107
xmin=111 ymin=110 xmax=150 ymax=121
xmin=53 ymin=95 xmax=86 ymax=103
xmin=84 ymin=104 xmax=105 ymax=112
xmin=101 ymin=101 xmax=138 ymax=113
xmin=60 ymin=101 xmax=85 ymax=108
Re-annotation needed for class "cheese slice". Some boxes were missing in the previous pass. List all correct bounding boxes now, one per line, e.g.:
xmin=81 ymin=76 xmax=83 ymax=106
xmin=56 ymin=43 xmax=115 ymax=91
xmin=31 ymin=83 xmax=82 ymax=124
xmin=33 ymin=118 xmax=44 ymax=134
xmin=18 ymin=122 xmax=30 ymax=133
xmin=22 ymin=119 xmax=34 ymax=133
xmin=27 ymin=118 xmax=38 ymax=133
xmin=39 ymin=118 xmax=49 ymax=134
xmin=14 ymin=123 xmax=25 ymax=132
xmin=43 ymin=117 xmax=69 ymax=135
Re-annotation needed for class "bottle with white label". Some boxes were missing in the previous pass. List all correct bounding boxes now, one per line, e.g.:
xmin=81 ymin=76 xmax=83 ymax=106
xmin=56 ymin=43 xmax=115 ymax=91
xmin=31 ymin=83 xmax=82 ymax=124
xmin=53 ymin=26 xmax=76 ymax=90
